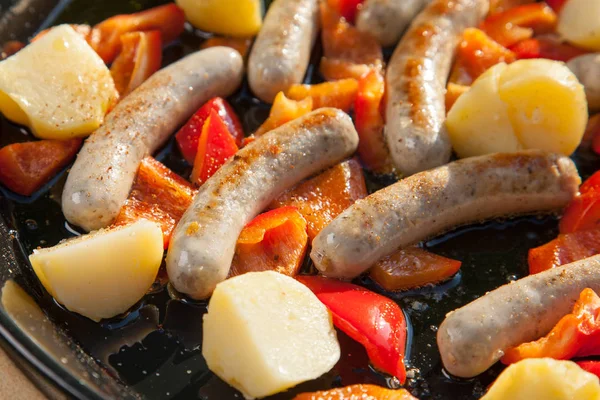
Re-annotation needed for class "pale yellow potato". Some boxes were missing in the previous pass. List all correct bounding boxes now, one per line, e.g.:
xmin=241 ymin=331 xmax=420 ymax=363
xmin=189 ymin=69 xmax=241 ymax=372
xmin=0 ymin=25 xmax=117 ymax=139
xmin=482 ymin=358 xmax=600 ymax=400
xmin=446 ymin=63 xmax=522 ymax=159
xmin=29 ymin=220 xmax=163 ymax=321
xmin=558 ymin=0 xmax=600 ymax=51
xmin=202 ymin=271 xmax=340 ymax=399
xmin=176 ymin=0 xmax=263 ymax=37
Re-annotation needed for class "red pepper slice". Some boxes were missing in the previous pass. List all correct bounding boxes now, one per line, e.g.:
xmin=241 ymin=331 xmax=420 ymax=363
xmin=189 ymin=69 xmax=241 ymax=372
xmin=510 ymin=37 xmax=588 ymax=62
xmin=229 ymin=207 xmax=308 ymax=278
xmin=294 ymin=384 xmax=417 ymax=400
xmin=110 ymin=30 xmax=162 ymax=96
xmin=326 ymin=0 xmax=364 ymax=24
xmin=559 ymin=191 xmax=600 ymax=234
xmin=581 ymin=171 xmax=600 ymax=195
xmin=502 ymin=288 xmax=600 ymax=364
xmin=175 ymin=98 xmax=244 ymax=164
xmin=296 ymin=275 xmax=407 ymax=383
xmin=254 ymin=92 xmax=313 ymax=136
xmin=545 ymin=0 xmax=568 ymax=13
xmin=0 ymin=139 xmax=81 ymax=196
xmin=528 ymin=229 xmax=600 ymax=274
xmin=191 ymin=109 xmax=239 ymax=186
xmin=576 ymin=360 xmax=600 ymax=379
xmin=286 ymin=79 xmax=359 ymax=112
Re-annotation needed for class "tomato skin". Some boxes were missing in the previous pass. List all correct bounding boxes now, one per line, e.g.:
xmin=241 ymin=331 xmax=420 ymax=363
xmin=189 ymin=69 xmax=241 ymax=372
xmin=510 ymin=38 xmax=588 ymax=62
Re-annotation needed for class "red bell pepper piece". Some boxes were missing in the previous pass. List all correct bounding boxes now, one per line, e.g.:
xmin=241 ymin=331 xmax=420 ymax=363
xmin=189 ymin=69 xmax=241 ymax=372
xmin=296 ymin=276 xmax=408 ymax=383
xmin=502 ymin=288 xmax=600 ymax=364
xmin=293 ymin=384 xmax=417 ymax=400
xmin=191 ymin=109 xmax=239 ymax=185
xmin=175 ymin=98 xmax=244 ymax=164
xmin=545 ymin=0 xmax=568 ymax=13
xmin=113 ymin=157 xmax=196 ymax=248
xmin=480 ymin=3 xmax=558 ymax=47
xmin=200 ymin=36 xmax=252 ymax=60
xmin=370 ymin=247 xmax=462 ymax=291
xmin=510 ymin=37 xmax=588 ymax=62
xmin=528 ymin=229 xmax=600 ymax=274
xmin=326 ymin=0 xmax=364 ymax=24
xmin=110 ymin=31 xmax=162 ymax=96
xmin=254 ymin=92 xmax=313 ymax=136
xmin=270 ymin=159 xmax=367 ymax=241
xmin=229 ymin=207 xmax=308 ymax=278
xmin=580 ymin=171 xmax=600 ymax=195
xmin=576 ymin=360 xmax=600 ymax=379
xmin=559 ymin=192 xmax=600 ymax=234
xmin=0 ymin=139 xmax=81 ymax=196
xmin=91 ymin=4 xmax=185 ymax=64
xmin=286 ymin=79 xmax=359 ymax=112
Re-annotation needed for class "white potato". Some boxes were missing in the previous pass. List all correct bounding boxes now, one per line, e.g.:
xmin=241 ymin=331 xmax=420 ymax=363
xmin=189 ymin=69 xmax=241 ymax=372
xmin=176 ymin=0 xmax=263 ymax=37
xmin=29 ymin=219 xmax=163 ymax=321
xmin=0 ymin=25 xmax=117 ymax=139
xmin=482 ymin=358 xmax=600 ymax=400
xmin=558 ymin=0 xmax=600 ymax=51
xmin=202 ymin=271 xmax=340 ymax=399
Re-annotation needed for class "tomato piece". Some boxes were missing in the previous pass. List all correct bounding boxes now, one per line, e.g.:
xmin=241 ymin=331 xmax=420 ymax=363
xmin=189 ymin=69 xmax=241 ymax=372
xmin=229 ymin=207 xmax=308 ymax=278
xmin=0 ymin=139 xmax=81 ymax=196
xmin=560 ymin=192 xmax=600 ymax=234
xmin=297 ymin=276 xmax=408 ymax=383
xmin=528 ymin=229 xmax=600 ymax=274
xmin=110 ymin=31 xmax=162 ymax=96
xmin=370 ymin=247 xmax=462 ymax=291
xmin=509 ymin=37 xmax=588 ymax=62
xmin=200 ymin=36 xmax=252 ymax=59
xmin=581 ymin=171 xmax=600 ymax=195
xmin=270 ymin=159 xmax=367 ymax=241
xmin=489 ymin=0 xmax=535 ymax=14
xmin=326 ymin=0 xmax=364 ymax=24
xmin=294 ymin=384 xmax=417 ymax=400
xmin=576 ymin=361 xmax=600 ymax=379
xmin=456 ymin=28 xmax=516 ymax=81
xmin=502 ymin=288 xmax=600 ymax=364
xmin=446 ymin=83 xmax=470 ymax=112
xmin=480 ymin=3 xmax=558 ymax=47
xmin=191 ymin=110 xmax=239 ymax=185
xmin=286 ymin=79 xmax=359 ymax=112
xmin=113 ymin=157 xmax=196 ymax=248
xmin=320 ymin=1 xmax=382 ymax=81
xmin=255 ymin=92 xmax=313 ymax=136
xmin=92 ymin=4 xmax=185 ymax=64
xmin=175 ymin=98 xmax=244 ymax=164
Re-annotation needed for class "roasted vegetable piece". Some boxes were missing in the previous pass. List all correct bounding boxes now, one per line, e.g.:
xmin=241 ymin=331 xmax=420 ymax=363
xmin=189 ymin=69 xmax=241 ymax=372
xmin=110 ymin=31 xmax=162 ymax=96
xmin=175 ymin=97 xmax=243 ymax=164
xmin=456 ymin=28 xmax=516 ymax=81
xmin=297 ymin=275 xmax=407 ymax=383
xmin=286 ymin=79 xmax=359 ymax=112
xmin=191 ymin=110 xmax=239 ymax=186
xmin=92 ymin=4 xmax=185 ymax=63
xmin=528 ymin=229 xmax=600 ymax=274
xmin=229 ymin=207 xmax=308 ymax=278
xmin=254 ymin=92 xmax=313 ymax=136
xmin=557 ymin=0 xmax=600 ymax=51
xmin=200 ymin=36 xmax=253 ymax=59
xmin=326 ymin=0 xmax=363 ymax=24
xmin=0 ymin=139 xmax=81 ymax=196
xmin=113 ymin=157 xmax=195 ymax=248
xmin=270 ymin=159 xmax=367 ymax=241
xmin=502 ymin=288 xmax=600 ymax=364
xmin=294 ymin=384 xmax=418 ymax=400
xmin=510 ymin=37 xmax=588 ymax=62
xmin=560 ymin=190 xmax=600 ymax=233
xmin=577 ymin=361 xmax=600 ymax=379
xmin=176 ymin=0 xmax=263 ymax=37
xmin=370 ymin=247 xmax=462 ymax=291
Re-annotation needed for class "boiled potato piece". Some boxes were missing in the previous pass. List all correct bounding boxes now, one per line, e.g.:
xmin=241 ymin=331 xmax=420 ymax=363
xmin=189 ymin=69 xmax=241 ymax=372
xmin=0 ymin=25 xmax=117 ymax=139
xmin=446 ymin=59 xmax=587 ymax=157
xmin=29 ymin=219 xmax=163 ymax=321
xmin=176 ymin=0 xmax=263 ymax=37
xmin=202 ymin=271 xmax=340 ymax=399
xmin=481 ymin=358 xmax=600 ymax=400
xmin=557 ymin=0 xmax=600 ymax=51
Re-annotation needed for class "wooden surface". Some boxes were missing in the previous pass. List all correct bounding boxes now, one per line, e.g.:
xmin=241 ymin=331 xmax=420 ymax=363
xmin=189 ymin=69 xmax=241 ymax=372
xmin=0 ymin=346 xmax=46 ymax=400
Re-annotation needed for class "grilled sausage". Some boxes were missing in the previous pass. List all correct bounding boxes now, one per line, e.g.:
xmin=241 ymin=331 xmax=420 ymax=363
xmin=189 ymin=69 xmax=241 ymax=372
xmin=356 ymin=0 xmax=429 ymax=47
xmin=166 ymin=108 xmax=359 ymax=300
xmin=384 ymin=0 xmax=489 ymax=176
xmin=247 ymin=0 xmax=320 ymax=103
xmin=62 ymin=47 xmax=244 ymax=231
xmin=567 ymin=53 xmax=600 ymax=110
xmin=438 ymin=254 xmax=600 ymax=378
xmin=311 ymin=151 xmax=580 ymax=279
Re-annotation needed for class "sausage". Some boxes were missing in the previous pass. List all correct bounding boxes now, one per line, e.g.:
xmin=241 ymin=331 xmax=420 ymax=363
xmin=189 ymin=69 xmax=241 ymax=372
xmin=356 ymin=0 xmax=429 ymax=47
xmin=166 ymin=108 xmax=359 ymax=300
xmin=247 ymin=0 xmax=319 ymax=103
xmin=384 ymin=0 xmax=489 ymax=176
xmin=62 ymin=47 xmax=244 ymax=231
xmin=437 ymin=254 xmax=600 ymax=378
xmin=311 ymin=151 xmax=580 ymax=279
xmin=567 ymin=53 xmax=600 ymax=110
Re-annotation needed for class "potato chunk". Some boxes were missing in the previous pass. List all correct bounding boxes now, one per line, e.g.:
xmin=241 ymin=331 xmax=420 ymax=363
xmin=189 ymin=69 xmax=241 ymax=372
xmin=557 ymin=0 xmax=600 ymax=51
xmin=202 ymin=271 xmax=340 ymax=399
xmin=176 ymin=0 xmax=263 ymax=37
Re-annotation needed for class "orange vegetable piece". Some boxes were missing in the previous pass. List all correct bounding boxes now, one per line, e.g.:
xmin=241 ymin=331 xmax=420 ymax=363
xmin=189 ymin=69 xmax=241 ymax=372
xmin=354 ymin=69 xmax=394 ymax=174
xmin=446 ymin=83 xmax=470 ymax=113
xmin=270 ymin=159 xmax=367 ymax=241
xmin=110 ymin=31 xmax=162 ymax=96
xmin=560 ymin=190 xmax=600 ymax=234
xmin=0 ymin=139 xmax=81 ymax=196
xmin=113 ymin=157 xmax=195 ymax=248
xmin=370 ymin=247 xmax=462 ymax=291
xmin=528 ymin=229 xmax=600 ymax=274
xmin=254 ymin=92 xmax=313 ymax=136
xmin=456 ymin=28 xmax=516 ymax=81
xmin=200 ymin=36 xmax=252 ymax=59
xmin=286 ymin=78 xmax=359 ymax=112
xmin=502 ymin=288 xmax=600 ymax=364
xmin=229 ymin=207 xmax=308 ymax=278
xmin=294 ymin=384 xmax=417 ymax=400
